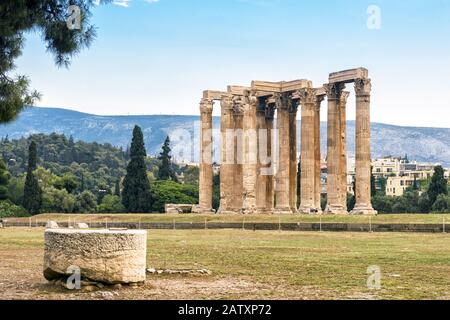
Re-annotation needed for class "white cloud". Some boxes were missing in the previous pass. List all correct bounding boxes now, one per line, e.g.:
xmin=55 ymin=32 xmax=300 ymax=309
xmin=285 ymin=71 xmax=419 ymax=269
xmin=110 ymin=0 xmax=159 ymax=7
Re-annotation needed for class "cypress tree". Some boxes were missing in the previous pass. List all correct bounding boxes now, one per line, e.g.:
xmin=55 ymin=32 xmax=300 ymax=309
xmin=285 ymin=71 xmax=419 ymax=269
xmin=427 ymin=166 xmax=448 ymax=206
xmin=158 ymin=136 xmax=177 ymax=181
xmin=122 ymin=126 xmax=152 ymax=213
xmin=23 ymin=141 xmax=42 ymax=215
xmin=0 ymin=159 xmax=11 ymax=200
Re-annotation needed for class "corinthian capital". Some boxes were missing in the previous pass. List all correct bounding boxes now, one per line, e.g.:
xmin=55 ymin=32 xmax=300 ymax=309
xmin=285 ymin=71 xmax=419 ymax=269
xmin=340 ymin=91 xmax=350 ymax=106
xmin=298 ymin=88 xmax=317 ymax=105
xmin=200 ymin=98 xmax=214 ymax=114
xmin=232 ymin=96 xmax=245 ymax=115
xmin=324 ymin=82 xmax=346 ymax=100
xmin=354 ymin=78 xmax=372 ymax=96
xmin=220 ymin=95 xmax=233 ymax=112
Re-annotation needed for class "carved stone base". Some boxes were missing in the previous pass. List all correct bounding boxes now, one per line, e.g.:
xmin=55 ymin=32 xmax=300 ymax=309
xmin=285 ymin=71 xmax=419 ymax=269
xmin=217 ymin=207 xmax=240 ymax=215
xmin=351 ymin=205 xmax=378 ymax=215
xmin=256 ymin=208 xmax=273 ymax=215
xmin=299 ymin=206 xmax=322 ymax=215
xmin=324 ymin=205 xmax=348 ymax=215
xmin=273 ymin=207 xmax=294 ymax=215
xmin=192 ymin=206 xmax=215 ymax=214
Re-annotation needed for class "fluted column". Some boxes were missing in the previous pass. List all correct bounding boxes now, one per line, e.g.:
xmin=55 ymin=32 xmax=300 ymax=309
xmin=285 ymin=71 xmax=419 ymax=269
xmin=256 ymin=99 xmax=269 ymax=213
xmin=274 ymin=93 xmax=293 ymax=214
xmin=232 ymin=97 xmax=245 ymax=213
xmin=339 ymin=91 xmax=350 ymax=211
xmin=324 ymin=83 xmax=348 ymax=215
xmin=351 ymin=79 xmax=377 ymax=215
xmin=314 ymin=95 xmax=325 ymax=213
xmin=265 ymin=105 xmax=275 ymax=213
xmin=289 ymin=100 xmax=299 ymax=212
xmin=218 ymin=95 xmax=235 ymax=214
xmin=242 ymin=93 xmax=258 ymax=214
xmin=298 ymin=88 xmax=316 ymax=214
xmin=198 ymin=98 xmax=215 ymax=213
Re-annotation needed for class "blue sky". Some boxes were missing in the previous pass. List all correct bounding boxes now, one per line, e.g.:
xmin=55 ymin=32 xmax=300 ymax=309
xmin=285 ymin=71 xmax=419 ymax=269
xmin=16 ymin=0 xmax=450 ymax=127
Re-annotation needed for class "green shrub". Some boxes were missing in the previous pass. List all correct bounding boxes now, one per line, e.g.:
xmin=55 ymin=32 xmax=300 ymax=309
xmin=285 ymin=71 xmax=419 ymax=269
xmin=150 ymin=180 xmax=198 ymax=213
xmin=98 ymin=195 xmax=125 ymax=213
xmin=0 ymin=200 xmax=29 ymax=218
xmin=431 ymin=194 xmax=450 ymax=213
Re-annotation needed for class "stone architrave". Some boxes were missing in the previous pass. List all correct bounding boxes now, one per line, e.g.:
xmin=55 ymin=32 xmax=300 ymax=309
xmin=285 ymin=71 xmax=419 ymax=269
xmin=274 ymin=93 xmax=293 ymax=214
xmin=198 ymin=98 xmax=215 ymax=213
xmin=324 ymin=83 xmax=348 ymax=215
xmin=298 ymin=88 xmax=317 ymax=214
xmin=351 ymin=79 xmax=377 ymax=215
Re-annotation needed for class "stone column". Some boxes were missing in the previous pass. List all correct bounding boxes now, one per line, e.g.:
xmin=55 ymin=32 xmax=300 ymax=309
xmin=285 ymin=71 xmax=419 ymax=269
xmin=351 ymin=79 xmax=377 ymax=215
xmin=314 ymin=95 xmax=325 ymax=213
xmin=242 ymin=93 xmax=258 ymax=214
xmin=298 ymin=88 xmax=316 ymax=214
xmin=339 ymin=91 xmax=350 ymax=211
xmin=289 ymin=100 xmax=299 ymax=212
xmin=218 ymin=95 xmax=235 ymax=214
xmin=198 ymin=98 xmax=215 ymax=213
xmin=256 ymin=100 xmax=268 ymax=213
xmin=232 ymin=96 xmax=245 ymax=213
xmin=324 ymin=83 xmax=348 ymax=215
xmin=274 ymin=93 xmax=293 ymax=214
xmin=265 ymin=105 xmax=276 ymax=213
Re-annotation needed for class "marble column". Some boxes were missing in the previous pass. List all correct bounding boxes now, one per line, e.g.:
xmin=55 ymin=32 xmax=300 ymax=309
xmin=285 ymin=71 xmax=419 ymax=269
xmin=289 ymin=100 xmax=299 ymax=212
xmin=274 ymin=93 xmax=293 ymax=214
xmin=218 ymin=95 xmax=235 ymax=214
xmin=265 ymin=105 xmax=275 ymax=213
xmin=256 ymin=100 xmax=269 ymax=213
xmin=198 ymin=98 xmax=214 ymax=213
xmin=298 ymin=88 xmax=316 ymax=214
xmin=339 ymin=91 xmax=350 ymax=211
xmin=232 ymin=96 xmax=245 ymax=213
xmin=314 ymin=95 xmax=325 ymax=213
xmin=351 ymin=79 xmax=377 ymax=215
xmin=324 ymin=83 xmax=348 ymax=215
xmin=242 ymin=93 xmax=258 ymax=214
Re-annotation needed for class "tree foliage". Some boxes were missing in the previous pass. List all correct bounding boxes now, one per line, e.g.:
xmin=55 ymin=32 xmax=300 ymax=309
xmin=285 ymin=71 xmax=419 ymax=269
xmin=0 ymin=159 xmax=11 ymax=200
xmin=427 ymin=166 xmax=448 ymax=206
xmin=122 ymin=126 xmax=152 ymax=213
xmin=157 ymin=136 xmax=177 ymax=181
xmin=0 ymin=0 xmax=111 ymax=123
xmin=150 ymin=180 xmax=198 ymax=213
xmin=23 ymin=141 xmax=42 ymax=214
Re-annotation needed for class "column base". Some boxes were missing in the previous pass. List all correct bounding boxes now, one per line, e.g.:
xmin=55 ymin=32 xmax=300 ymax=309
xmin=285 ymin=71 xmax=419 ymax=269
xmin=351 ymin=204 xmax=378 ymax=215
xmin=192 ymin=206 xmax=216 ymax=214
xmin=242 ymin=207 xmax=258 ymax=215
xmin=324 ymin=205 xmax=348 ymax=215
xmin=217 ymin=207 xmax=240 ymax=215
xmin=273 ymin=207 xmax=294 ymax=215
xmin=256 ymin=208 xmax=274 ymax=215
xmin=299 ymin=205 xmax=322 ymax=215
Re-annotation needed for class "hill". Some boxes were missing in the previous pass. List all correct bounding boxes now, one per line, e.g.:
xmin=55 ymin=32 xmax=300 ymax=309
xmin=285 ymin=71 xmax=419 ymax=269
xmin=1 ymin=107 xmax=449 ymax=167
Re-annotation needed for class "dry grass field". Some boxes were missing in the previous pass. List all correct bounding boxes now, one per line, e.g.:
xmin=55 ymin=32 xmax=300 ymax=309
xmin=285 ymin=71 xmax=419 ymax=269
xmin=1 ymin=227 xmax=450 ymax=300
xmin=6 ymin=213 xmax=450 ymax=225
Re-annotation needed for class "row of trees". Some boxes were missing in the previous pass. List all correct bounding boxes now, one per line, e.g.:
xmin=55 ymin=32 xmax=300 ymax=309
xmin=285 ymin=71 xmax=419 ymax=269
xmin=0 ymin=128 xmax=200 ymax=217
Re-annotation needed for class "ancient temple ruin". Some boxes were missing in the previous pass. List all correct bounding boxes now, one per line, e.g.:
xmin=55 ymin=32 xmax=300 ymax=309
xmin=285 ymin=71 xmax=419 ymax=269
xmin=196 ymin=68 xmax=377 ymax=215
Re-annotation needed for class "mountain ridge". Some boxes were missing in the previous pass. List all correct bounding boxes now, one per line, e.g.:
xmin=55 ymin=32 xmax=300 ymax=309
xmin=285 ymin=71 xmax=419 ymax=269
xmin=1 ymin=107 xmax=449 ymax=167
